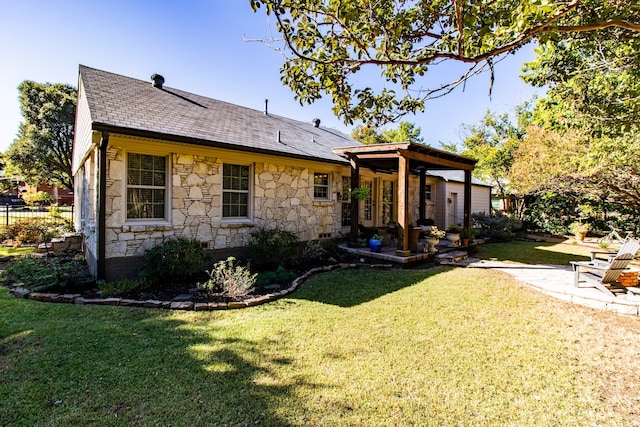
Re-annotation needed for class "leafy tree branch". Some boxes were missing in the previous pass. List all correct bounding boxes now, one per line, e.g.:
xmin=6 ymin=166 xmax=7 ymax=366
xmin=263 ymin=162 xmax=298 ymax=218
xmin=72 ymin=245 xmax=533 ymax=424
xmin=249 ymin=0 xmax=639 ymax=125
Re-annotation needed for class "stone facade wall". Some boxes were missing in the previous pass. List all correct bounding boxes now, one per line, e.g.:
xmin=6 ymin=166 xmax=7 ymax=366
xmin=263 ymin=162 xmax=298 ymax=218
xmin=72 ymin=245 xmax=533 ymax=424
xmin=253 ymin=162 xmax=339 ymax=241
xmin=102 ymin=143 xmax=344 ymax=261
xmin=75 ymin=151 xmax=98 ymax=276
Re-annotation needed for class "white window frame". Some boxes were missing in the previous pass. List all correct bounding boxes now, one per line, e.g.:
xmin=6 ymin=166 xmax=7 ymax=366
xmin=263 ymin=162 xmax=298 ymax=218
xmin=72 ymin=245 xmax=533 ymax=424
xmin=425 ymin=184 xmax=432 ymax=201
xmin=313 ymin=172 xmax=330 ymax=201
xmin=222 ymin=163 xmax=252 ymax=220
xmin=125 ymin=152 xmax=169 ymax=222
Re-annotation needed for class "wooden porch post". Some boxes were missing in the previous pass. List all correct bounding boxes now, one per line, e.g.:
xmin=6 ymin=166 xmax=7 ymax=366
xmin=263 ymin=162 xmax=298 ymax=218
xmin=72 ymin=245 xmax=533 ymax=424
xmin=396 ymin=155 xmax=411 ymax=256
xmin=349 ymin=155 xmax=360 ymax=247
xmin=464 ymin=169 xmax=472 ymax=231
xmin=419 ymin=168 xmax=426 ymax=224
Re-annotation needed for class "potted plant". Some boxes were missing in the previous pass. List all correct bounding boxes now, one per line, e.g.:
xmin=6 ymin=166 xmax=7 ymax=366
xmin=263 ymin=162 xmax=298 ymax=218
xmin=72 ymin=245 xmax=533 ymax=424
xmin=424 ymin=226 xmax=446 ymax=253
xmin=369 ymin=233 xmax=383 ymax=252
xmin=460 ymin=227 xmax=478 ymax=245
xmin=350 ymin=187 xmax=370 ymax=201
xmin=569 ymin=221 xmax=591 ymax=242
xmin=446 ymin=224 xmax=462 ymax=246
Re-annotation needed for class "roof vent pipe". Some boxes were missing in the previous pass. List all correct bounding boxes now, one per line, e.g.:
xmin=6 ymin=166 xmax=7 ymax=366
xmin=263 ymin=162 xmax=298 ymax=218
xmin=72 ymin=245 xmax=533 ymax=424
xmin=264 ymin=99 xmax=268 ymax=115
xmin=277 ymin=130 xmax=281 ymax=143
xmin=151 ymin=74 xmax=165 ymax=89
xmin=312 ymin=118 xmax=321 ymax=127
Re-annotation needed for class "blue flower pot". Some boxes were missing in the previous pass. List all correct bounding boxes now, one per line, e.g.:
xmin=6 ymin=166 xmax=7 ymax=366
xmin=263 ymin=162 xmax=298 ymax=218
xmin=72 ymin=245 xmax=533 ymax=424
xmin=369 ymin=238 xmax=382 ymax=253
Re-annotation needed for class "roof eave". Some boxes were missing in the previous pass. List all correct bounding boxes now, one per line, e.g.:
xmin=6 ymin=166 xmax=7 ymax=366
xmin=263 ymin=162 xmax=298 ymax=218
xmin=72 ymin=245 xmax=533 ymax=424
xmin=92 ymin=123 xmax=349 ymax=166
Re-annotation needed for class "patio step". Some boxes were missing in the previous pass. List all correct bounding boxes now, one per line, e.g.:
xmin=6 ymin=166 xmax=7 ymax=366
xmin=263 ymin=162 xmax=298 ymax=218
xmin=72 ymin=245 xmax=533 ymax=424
xmin=434 ymin=250 xmax=468 ymax=265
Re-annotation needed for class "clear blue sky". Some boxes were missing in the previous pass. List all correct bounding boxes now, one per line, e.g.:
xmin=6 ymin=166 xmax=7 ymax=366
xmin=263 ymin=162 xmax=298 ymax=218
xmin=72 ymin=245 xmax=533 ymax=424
xmin=0 ymin=1 xmax=543 ymax=153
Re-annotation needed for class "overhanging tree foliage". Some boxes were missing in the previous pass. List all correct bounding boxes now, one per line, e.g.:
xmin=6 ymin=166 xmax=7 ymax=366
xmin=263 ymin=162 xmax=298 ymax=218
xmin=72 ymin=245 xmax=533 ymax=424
xmin=516 ymin=22 xmax=640 ymax=211
xmin=250 ymin=0 xmax=639 ymax=126
xmin=6 ymin=81 xmax=76 ymax=191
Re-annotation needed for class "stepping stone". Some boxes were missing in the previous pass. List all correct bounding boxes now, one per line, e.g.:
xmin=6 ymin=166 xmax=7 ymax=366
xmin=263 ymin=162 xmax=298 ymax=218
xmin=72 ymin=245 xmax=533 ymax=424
xmin=434 ymin=251 xmax=469 ymax=265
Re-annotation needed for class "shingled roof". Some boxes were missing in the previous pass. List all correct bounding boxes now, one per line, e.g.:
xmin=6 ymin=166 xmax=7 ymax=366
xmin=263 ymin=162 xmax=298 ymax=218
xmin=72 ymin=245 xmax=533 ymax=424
xmin=78 ymin=65 xmax=357 ymax=164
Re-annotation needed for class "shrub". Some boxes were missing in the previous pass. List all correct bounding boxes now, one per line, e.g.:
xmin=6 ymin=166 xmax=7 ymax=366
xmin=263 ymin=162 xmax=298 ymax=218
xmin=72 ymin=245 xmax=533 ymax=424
xmin=298 ymin=240 xmax=328 ymax=267
xmin=138 ymin=238 xmax=208 ymax=285
xmin=1 ymin=253 xmax=91 ymax=292
xmin=0 ymin=218 xmax=73 ymax=246
xmin=248 ymin=227 xmax=299 ymax=267
xmin=472 ymin=212 xmax=523 ymax=241
xmin=199 ymin=256 xmax=256 ymax=297
xmin=255 ymin=265 xmax=297 ymax=288
xmin=22 ymin=191 xmax=52 ymax=206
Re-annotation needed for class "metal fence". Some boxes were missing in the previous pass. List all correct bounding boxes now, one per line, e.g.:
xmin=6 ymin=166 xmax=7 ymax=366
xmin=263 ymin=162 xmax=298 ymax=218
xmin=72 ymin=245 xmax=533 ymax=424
xmin=0 ymin=204 xmax=74 ymax=226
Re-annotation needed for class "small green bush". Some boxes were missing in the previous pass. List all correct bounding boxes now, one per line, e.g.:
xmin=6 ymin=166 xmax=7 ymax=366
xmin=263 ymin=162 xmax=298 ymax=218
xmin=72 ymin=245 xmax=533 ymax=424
xmin=248 ymin=227 xmax=299 ymax=266
xmin=256 ymin=265 xmax=297 ymax=288
xmin=99 ymin=278 xmax=149 ymax=297
xmin=1 ymin=253 xmax=91 ymax=292
xmin=199 ymin=256 xmax=256 ymax=297
xmin=296 ymin=240 xmax=329 ymax=269
xmin=138 ymin=238 xmax=208 ymax=284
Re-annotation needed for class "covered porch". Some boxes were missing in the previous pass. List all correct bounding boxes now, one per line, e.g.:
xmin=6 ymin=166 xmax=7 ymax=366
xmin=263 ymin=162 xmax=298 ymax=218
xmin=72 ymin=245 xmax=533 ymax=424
xmin=332 ymin=142 xmax=477 ymax=257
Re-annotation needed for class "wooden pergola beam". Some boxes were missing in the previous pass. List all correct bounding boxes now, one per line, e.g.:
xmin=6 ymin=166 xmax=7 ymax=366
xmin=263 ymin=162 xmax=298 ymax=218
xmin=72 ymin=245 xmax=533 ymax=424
xmin=398 ymin=149 xmax=475 ymax=171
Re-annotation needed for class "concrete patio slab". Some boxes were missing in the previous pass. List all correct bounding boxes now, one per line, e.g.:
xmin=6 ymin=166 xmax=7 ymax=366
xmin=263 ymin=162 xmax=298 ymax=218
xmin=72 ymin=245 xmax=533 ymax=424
xmin=462 ymin=258 xmax=640 ymax=316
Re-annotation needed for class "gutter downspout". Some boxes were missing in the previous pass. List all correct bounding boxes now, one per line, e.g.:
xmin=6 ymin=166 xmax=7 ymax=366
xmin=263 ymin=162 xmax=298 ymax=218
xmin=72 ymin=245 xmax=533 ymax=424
xmin=97 ymin=131 xmax=109 ymax=281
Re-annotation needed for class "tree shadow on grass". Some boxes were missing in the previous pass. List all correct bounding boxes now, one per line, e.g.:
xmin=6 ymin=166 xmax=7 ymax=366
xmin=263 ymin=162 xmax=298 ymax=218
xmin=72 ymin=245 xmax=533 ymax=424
xmin=0 ymin=295 xmax=319 ymax=426
xmin=290 ymin=267 xmax=445 ymax=307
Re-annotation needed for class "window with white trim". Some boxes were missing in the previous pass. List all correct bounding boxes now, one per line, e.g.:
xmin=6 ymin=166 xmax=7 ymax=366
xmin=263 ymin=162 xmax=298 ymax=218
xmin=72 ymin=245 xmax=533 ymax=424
xmin=314 ymin=172 xmax=330 ymax=200
xmin=223 ymin=163 xmax=250 ymax=218
xmin=126 ymin=153 xmax=167 ymax=220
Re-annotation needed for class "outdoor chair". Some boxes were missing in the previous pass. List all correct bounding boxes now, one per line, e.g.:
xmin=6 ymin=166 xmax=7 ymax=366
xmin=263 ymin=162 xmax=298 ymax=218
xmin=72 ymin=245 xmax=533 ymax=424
xmin=570 ymin=252 xmax=636 ymax=297
xmin=589 ymin=238 xmax=640 ymax=265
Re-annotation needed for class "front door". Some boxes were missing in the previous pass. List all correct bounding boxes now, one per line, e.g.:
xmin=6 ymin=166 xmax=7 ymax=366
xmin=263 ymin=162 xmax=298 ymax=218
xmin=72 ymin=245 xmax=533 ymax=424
xmin=449 ymin=192 xmax=459 ymax=226
xmin=381 ymin=179 xmax=395 ymax=226
xmin=361 ymin=179 xmax=374 ymax=227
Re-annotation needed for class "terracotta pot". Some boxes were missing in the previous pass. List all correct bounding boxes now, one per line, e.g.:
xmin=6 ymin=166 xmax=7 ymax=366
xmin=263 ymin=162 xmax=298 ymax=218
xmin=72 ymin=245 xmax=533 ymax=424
xmin=408 ymin=228 xmax=422 ymax=252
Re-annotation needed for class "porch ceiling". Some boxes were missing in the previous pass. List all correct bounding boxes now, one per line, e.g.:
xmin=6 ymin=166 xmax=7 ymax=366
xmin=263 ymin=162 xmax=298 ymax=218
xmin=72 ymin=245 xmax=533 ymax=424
xmin=332 ymin=142 xmax=477 ymax=172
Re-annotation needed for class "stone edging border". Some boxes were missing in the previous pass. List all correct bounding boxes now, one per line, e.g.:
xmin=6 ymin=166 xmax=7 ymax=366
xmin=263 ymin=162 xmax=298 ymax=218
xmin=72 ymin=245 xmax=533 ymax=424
xmin=6 ymin=263 xmax=394 ymax=311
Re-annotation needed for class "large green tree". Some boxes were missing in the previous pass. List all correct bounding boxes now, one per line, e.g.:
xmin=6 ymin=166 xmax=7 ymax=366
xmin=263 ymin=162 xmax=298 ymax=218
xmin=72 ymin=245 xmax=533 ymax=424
xmin=446 ymin=107 xmax=532 ymax=214
xmin=250 ymin=0 xmax=639 ymax=125
xmin=351 ymin=120 xmax=423 ymax=144
xmin=6 ymin=81 xmax=76 ymax=191
xmin=515 ymin=23 xmax=640 ymax=210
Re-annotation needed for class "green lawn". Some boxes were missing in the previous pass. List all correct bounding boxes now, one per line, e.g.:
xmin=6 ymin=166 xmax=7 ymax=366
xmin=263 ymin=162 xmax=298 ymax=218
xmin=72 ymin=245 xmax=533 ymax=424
xmin=476 ymin=240 xmax=594 ymax=264
xmin=0 ymin=246 xmax=36 ymax=257
xmin=1 ymin=241 xmax=639 ymax=426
